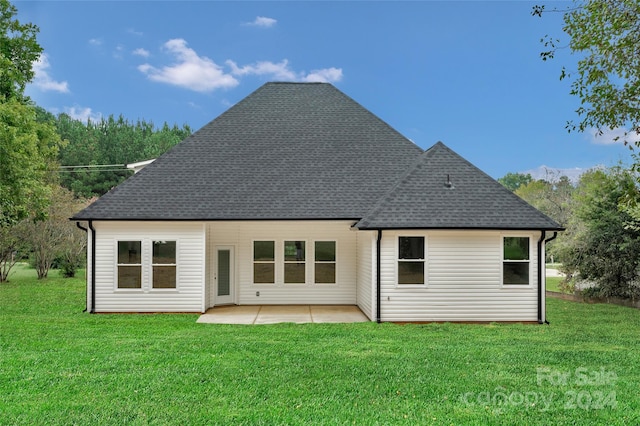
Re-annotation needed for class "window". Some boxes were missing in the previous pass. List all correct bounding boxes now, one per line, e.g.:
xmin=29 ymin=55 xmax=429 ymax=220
xmin=254 ymin=241 xmax=275 ymax=284
xmin=152 ymin=241 xmax=176 ymax=289
xmin=503 ymin=237 xmax=530 ymax=285
xmin=284 ymin=240 xmax=305 ymax=284
xmin=315 ymin=241 xmax=336 ymax=284
xmin=117 ymin=241 xmax=142 ymax=289
xmin=398 ymin=237 xmax=425 ymax=285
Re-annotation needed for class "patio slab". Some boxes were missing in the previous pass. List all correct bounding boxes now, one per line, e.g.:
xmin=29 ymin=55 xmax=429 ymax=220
xmin=196 ymin=305 xmax=260 ymax=324
xmin=197 ymin=305 xmax=369 ymax=325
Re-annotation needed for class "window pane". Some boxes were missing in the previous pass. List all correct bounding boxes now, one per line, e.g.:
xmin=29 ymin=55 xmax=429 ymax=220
xmin=254 ymin=241 xmax=274 ymax=261
xmin=284 ymin=241 xmax=305 ymax=261
xmin=315 ymin=241 xmax=336 ymax=262
xmin=118 ymin=241 xmax=141 ymax=264
xmin=503 ymin=262 xmax=529 ymax=285
xmin=254 ymin=263 xmax=275 ymax=284
xmin=399 ymin=237 xmax=424 ymax=260
xmin=284 ymin=263 xmax=305 ymax=283
xmin=398 ymin=261 xmax=424 ymax=284
xmin=315 ymin=263 xmax=335 ymax=284
xmin=153 ymin=266 xmax=176 ymax=288
xmin=118 ymin=266 xmax=141 ymax=288
xmin=504 ymin=237 xmax=529 ymax=260
xmin=153 ymin=241 xmax=176 ymax=264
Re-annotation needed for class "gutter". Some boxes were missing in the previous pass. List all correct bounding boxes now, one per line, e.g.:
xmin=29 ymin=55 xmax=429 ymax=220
xmin=538 ymin=231 xmax=558 ymax=324
xmin=376 ymin=229 xmax=382 ymax=323
xmin=88 ymin=220 xmax=96 ymax=314
xmin=76 ymin=222 xmax=89 ymax=312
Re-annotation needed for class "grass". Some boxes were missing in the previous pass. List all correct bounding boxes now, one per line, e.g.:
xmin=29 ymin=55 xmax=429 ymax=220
xmin=546 ymin=276 xmax=564 ymax=292
xmin=1 ymin=268 xmax=639 ymax=425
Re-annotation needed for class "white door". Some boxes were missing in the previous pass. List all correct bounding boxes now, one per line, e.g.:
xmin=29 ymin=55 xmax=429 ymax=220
xmin=215 ymin=246 xmax=234 ymax=305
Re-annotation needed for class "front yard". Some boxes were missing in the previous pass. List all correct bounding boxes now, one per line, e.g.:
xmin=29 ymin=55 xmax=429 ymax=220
xmin=0 ymin=269 xmax=638 ymax=425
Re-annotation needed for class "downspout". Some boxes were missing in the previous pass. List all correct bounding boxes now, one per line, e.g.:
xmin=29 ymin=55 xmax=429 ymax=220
xmin=376 ymin=229 xmax=382 ymax=323
xmin=88 ymin=220 xmax=96 ymax=314
xmin=76 ymin=222 xmax=89 ymax=312
xmin=538 ymin=231 xmax=558 ymax=324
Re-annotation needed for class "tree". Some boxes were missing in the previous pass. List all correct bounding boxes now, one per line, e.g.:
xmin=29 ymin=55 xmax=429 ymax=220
xmin=0 ymin=98 xmax=60 ymax=227
xmin=498 ymin=172 xmax=533 ymax=192
xmin=555 ymin=167 xmax=640 ymax=299
xmin=22 ymin=186 xmax=86 ymax=279
xmin=533 ymin=1 xmax=640 ymax=146
xmin=515 ymin=174 xmax=575 ymax=227
xmin=0 ymin=1 xmax=63 ymax=281
xmin=0 ymin=220 xmax=27 ymax=282
xmin=0 ymin=0 xmax=42 ymax=102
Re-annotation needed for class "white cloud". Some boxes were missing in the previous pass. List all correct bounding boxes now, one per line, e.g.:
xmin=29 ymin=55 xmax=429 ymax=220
xmin=89 ymin=38 xmax=103 ymax=46
xmin=63 ymin=106 xmax=102 ymax=123
xmin=303 ymin=67 xmax=343 ymax=83
xmin=227 ymin=59 xmax=343 ymax=83
xmin=227 ymin=59 xmax=297 ymax=80
xmin=132 ymin=48 xmax=150 ymax=58
xmin=245 ymin=16 xmax=277 ymax=28
xmin=589 ymin=127 xmax=640 ymax=145
xmin=127 ymin=28 xmax=143 ymax=36
xmin=32 ymin=54 xmax=69 ymax=93
xmin=137 ymin=38 xmax=343 ymax=92
xmin=138 ymin=38 xmax=238 ymax=92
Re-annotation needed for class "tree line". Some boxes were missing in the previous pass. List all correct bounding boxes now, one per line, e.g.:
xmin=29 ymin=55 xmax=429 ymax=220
xmin=51 ymin=111 xmax=191 ymax=198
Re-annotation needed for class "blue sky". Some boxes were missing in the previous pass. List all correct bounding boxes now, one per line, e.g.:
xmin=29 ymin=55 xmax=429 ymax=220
xmin=18 ymin=0 xmax=635 ymax=179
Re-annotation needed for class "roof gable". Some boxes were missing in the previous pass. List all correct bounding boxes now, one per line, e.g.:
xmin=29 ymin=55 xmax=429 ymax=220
xmin=355 ymin=142 xmax=563 ymax=230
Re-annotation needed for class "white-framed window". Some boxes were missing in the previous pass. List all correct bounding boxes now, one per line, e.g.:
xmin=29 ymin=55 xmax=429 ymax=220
xmin=314 ymin=241 xmax=336 ymax=284
xmin=152 ymin=241 xmax=177 ymax=289
xmin=117 ymin=241 xmax=142 ymax=289
xmin=253 ymin=240 xmax=275 ymax=284
xmin=397 ymin=236 xmax=425 ymax=285
xmin=284 ymin=240 xmax=306 ymax=284
xmin=502 ymin=236 xmax=530 ymax=285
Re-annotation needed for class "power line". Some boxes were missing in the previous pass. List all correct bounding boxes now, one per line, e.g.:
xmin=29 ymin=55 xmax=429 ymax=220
xmin=59 ymin=164 xmax=126 ymax=169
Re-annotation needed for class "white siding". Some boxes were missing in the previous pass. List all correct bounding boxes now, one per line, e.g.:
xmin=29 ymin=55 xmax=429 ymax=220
xmin=356 ymin=231 xmax=375 ymax=320
xmin=206 ymin=221 xmax=358 ymax=307
xmin=379 ymin=230 xmax=541 ymax=322
xmin=92 ymin=222 xmax=205 ymax=313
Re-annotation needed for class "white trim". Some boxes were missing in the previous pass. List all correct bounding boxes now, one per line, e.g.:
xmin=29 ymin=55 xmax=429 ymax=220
xmin=252 ymin=239 xmax=276 ymax=285
xmin=395 ymin=234 xmax=428 ymax=288
xmin=500 ymin=234 xmax=533 ymax=288
xmin=114 ymin=240 xmax=143 ymax=291
xmin=150 ymin=240 xmax=178 ymax=291
xmin=215 ymin=245 xmax=235 ymax=305
xmin=313 ymin=240 xmax=337 ymax=285
xmin=283 ymin=239 xmax=308 ymax=284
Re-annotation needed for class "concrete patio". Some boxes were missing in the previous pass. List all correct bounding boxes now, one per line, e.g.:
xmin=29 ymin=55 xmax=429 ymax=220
xmin=197 ymin=305 xmax=369 ymax=325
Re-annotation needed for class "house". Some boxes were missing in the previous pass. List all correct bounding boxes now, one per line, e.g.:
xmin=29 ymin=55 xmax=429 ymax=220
xmin=72 ymin=82 xmax=562 ymax=323
xmin=125 ymin=159 xmax=156 ymax=174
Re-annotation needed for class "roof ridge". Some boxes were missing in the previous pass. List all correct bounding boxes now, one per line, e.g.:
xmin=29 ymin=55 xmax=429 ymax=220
xmin=357 ymin=143 xmax=442 ymax=228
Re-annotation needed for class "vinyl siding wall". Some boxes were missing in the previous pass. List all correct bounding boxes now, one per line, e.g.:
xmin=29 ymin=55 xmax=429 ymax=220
xmin=90 ymin=221 xmax=205 ymax=312
xmin=206 ymin=221 xmax=358 ymax=307
xmin=356 ymin=231 xmax=375 ymax=320
xmin=379 ymin=230 xmax=542 ymax=322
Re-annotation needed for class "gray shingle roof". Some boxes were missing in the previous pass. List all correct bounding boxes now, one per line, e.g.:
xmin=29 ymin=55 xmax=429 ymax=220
xmin=72 ymin=82 xmax=422 ymax=221
xmin=72 ymin=82 xmax=562 ymax=231
xmin=355 ymin=142 xmax=563 ymax=230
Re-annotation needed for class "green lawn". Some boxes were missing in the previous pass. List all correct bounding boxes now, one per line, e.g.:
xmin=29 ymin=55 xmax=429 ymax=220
xmin=546 ymin=276 xmax=563 ymax=292
xmin=1 ymin=271 xmax=638 ymax=425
